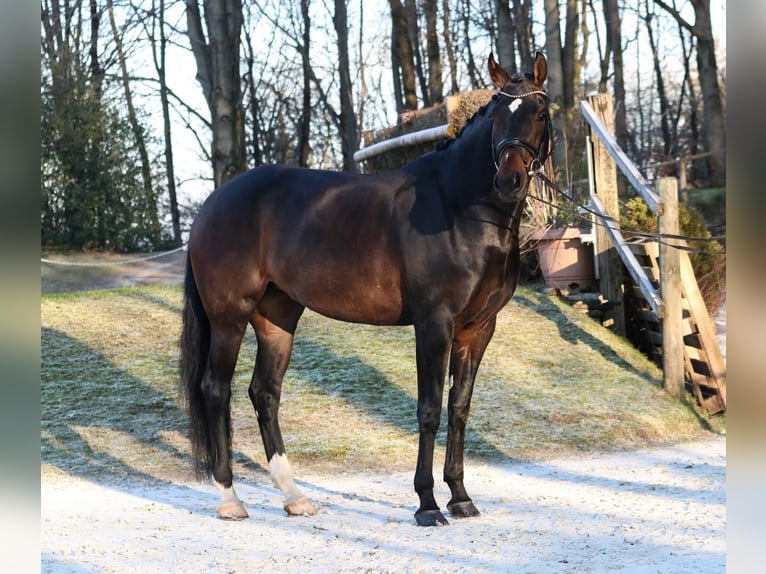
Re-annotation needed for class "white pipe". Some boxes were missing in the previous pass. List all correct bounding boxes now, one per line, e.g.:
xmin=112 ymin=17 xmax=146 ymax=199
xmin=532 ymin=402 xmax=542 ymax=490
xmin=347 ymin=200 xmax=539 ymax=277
xmin=353 ymin=124 xmax=452 ymax=163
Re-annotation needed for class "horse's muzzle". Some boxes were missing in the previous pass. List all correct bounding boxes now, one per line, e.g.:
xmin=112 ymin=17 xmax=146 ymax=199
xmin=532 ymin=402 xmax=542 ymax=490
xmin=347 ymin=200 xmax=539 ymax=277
xmin=493 ymin=149 xmax=528 ymax=202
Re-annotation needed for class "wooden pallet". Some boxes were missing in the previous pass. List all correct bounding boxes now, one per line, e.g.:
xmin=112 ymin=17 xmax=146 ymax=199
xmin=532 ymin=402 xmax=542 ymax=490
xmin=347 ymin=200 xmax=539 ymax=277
xmin=627 ymin=239 xmax=726 ymax=414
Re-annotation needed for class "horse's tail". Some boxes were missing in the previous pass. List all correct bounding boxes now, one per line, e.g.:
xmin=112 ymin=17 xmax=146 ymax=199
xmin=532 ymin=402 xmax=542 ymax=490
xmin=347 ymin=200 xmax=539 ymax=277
xmin=179 ymin=253 xmax=212 ymax=480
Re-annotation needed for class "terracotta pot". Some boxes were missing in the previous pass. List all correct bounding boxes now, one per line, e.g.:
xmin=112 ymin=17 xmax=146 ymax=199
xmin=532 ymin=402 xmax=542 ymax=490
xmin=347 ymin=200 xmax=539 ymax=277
xmin=531 ymin=227 xmax=596 ymax=290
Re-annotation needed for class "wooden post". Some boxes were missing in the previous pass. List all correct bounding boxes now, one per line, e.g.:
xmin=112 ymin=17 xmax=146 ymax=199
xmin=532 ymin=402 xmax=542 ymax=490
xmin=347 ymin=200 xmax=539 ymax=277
xmin=588 ymin=94 xmax=625 ymax=335
xmin=658 ymin=177 xmax=684 ymax=398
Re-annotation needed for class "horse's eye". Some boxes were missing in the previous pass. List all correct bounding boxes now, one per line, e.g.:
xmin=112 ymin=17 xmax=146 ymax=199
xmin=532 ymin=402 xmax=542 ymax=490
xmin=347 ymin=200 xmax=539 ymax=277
xmin=538 ymin=112 xmax=548 ymax=121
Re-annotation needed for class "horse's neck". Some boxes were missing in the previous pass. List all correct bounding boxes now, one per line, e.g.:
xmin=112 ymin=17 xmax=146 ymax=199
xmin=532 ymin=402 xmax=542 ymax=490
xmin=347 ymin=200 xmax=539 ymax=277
xmin=445 ymin=117 xmax=525 ymax=229
xmin=445 ymin=119 xmax=495 ymax=190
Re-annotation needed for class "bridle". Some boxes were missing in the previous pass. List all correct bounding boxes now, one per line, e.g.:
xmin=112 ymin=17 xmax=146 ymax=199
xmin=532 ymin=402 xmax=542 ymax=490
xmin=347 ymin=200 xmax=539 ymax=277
xmin=492 ymin=89 xmax=552 ymax=176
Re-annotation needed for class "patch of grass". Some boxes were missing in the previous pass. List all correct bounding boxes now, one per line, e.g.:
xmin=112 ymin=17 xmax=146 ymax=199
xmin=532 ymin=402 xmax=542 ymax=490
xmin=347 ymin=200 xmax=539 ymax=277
xmin=41 ymin=285 xmax=721 ymax=485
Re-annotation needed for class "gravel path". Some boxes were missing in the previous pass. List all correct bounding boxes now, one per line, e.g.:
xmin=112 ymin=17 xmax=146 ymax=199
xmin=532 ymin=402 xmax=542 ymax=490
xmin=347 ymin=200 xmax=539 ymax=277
xmin=41 ymin=436 xmax=725 ymax=573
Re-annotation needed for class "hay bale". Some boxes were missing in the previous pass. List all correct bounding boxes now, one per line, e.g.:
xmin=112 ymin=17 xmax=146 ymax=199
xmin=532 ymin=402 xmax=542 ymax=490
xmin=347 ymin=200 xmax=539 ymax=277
xmin=360 ymin=89 xmax=496 ymax=173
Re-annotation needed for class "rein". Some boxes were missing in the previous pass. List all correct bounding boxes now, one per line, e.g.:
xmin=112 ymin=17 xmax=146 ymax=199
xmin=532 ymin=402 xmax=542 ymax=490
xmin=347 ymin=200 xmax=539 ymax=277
xmin=492 ymin=90 xmax=551 ymax=175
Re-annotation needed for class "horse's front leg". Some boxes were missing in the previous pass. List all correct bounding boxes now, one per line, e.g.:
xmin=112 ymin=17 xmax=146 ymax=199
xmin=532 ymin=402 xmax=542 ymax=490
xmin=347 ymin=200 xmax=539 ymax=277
xmin=413 ymin=315 xmax=453 ymax=526
xmin=444 ymin=317 xmax=496 ymax=519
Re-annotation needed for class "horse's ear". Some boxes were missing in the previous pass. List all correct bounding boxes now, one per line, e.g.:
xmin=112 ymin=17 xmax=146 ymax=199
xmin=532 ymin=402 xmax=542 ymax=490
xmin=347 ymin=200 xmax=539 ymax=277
xmin=488 ymin=53 xmax=511 ymax=89
xmin=532 ymin=51 xmax=547 ymax=87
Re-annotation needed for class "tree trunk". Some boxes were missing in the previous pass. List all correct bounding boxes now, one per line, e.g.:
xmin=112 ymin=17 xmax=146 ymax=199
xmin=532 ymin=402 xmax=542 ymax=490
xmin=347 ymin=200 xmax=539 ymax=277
xmin=107 ymin=0 xmax=160 ymax=242
xmin=655 ymin=0 xmax=725 ymax=185
xmin=389 ymin=0 xmax=418 ymax=111
xmin=643 ymin=9 xmax=673 ymax=159
xmin=458 ymin=0 xmax=480 ymax=88
xmin=603 ymin=0 xmax=628 ymax=155
xmin=495 ymin=0 xmax=515 ymax=73
xmin=298 ymin=0 xmax=311 ymax=166
xmin=333 ymin=0 xmax=358 ymax=172
xmin=544 ymin=0 xmax=567 ymax=174
xmin=512 ymin=0 xmax=533 ymax=70
xmin=186 ymin=0 xmax=246 ymax=188
xmin=155 ymin=0 xmax=181 ymax=245
xmin=89 ymin=0 xmax=104 ymax=101
xmin=562 ymin=0 xmax=578 ymax=108
xmin=423 ymin=0 xmax=443 ymax=104
xmin=89 ymin=0 xmax=107 ymax=244
xmin=441 ymin=0 xmax=458 ymax=95
xmin=693 ymin=7 xmax=725 ymax=184
xmin=405 ymin=0 xmax=428 ymax=106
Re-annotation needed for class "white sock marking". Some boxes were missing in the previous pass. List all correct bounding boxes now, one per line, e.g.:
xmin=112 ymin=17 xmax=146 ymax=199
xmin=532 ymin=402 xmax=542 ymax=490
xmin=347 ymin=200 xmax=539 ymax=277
xmin=269 ymin=453 xmax=306 ymax=504
xmin=213 ymin=479 xmax=241 ymax=505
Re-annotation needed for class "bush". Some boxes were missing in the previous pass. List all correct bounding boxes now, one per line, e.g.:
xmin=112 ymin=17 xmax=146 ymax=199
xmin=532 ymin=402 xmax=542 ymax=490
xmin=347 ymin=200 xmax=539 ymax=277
xmin=621 ymin=197 xmax=726 ymax=315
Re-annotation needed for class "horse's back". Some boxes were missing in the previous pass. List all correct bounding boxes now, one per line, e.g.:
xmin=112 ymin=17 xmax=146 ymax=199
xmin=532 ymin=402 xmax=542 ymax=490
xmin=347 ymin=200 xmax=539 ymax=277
xmin=189 ymin=165 xmax=413 ymax=325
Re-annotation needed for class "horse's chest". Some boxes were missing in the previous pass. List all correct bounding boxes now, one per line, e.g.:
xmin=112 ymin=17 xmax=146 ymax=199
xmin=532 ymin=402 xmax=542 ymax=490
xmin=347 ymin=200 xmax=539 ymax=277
xmin=457 ymin=247 xmax=519 ymax=317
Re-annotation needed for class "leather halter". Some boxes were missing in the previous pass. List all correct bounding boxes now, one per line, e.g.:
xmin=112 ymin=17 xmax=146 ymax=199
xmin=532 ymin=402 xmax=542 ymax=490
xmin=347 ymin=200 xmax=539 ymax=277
xmin=492 ymin=90 xmax=552 ymax=174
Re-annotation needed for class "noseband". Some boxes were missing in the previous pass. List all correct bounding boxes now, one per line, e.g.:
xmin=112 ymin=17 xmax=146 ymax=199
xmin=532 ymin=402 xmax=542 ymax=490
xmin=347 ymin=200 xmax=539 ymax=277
xmin=492 ymin=90 xmax=551 ymax=175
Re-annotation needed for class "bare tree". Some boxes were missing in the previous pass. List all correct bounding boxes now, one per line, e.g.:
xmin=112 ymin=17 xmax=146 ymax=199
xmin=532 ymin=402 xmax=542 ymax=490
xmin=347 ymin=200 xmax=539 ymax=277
xmin=442 ymin=0 xmax=459 ymax=94
xmin=186 ymin=0 xmax=246 ymax=188
xmin=405 ymin=0 xmax=429 ymax=106
xmin=151 ymin=0 xmax=182 ymax=245
xmin=512 ymin=0 xmax=533 ymax=68
xmin=333 ymin=0 xmax=358 ymax=171
xmin=544 ymin=0 xmax=567 ymax=172
xmin=389 ymin=0 xmax=419 ymax=111
xmin=297 ymin=0 xmax=311 ymax=166
xmin=106 ymin=0 xmax=159 ymax=239
xmin=495 ymin=0 xmax=516 ymax=74
xmin=642 ymin=2 xmax=674 ymax=159
xmin=455 ymin=0 xmax=481 ymax=89
xmin=603 ymin=0 xmax=628 ymax=147
xmin=654 ymin=0 xmax=725 ymax=185
xmin=423 ymin=0 xmax=443 ymax=104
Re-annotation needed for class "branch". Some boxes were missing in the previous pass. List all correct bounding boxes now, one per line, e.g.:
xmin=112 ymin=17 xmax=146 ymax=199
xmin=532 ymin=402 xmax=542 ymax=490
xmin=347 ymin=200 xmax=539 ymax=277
xmin=653 ymin=0 xmax=695 ymax=35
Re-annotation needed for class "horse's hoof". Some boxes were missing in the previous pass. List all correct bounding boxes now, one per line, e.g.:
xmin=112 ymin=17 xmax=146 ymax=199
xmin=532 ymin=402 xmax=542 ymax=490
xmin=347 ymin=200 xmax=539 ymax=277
xmin=414 ymin=509 xmax=449 ymax=527
xmin=217 ymin=500 xmax=249 ymax=520
xmin=447 ymin=500 xmax=481 ymax=519
xmin=284 ymin=496 xmax=317 ymax=516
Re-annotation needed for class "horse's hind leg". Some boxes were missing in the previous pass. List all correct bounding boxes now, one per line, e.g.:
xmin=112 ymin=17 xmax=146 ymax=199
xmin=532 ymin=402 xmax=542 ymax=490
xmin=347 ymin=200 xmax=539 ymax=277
xmin=248 ymin=290 xmax=316 ymax=516
xmin=205 ymin=321 xmax=249 ymax=519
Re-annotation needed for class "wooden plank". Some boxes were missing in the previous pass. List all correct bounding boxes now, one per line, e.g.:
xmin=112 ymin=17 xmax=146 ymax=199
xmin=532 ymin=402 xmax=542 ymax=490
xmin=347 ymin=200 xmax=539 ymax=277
xmin=581 ymin=100 xmax=662 ymax=214
xmin=590 ymin=196 xmax=664 ymax=317
xmin=659 ymin=178 xmax=684 ymax=399
xmin=702 ymin=396 xmax=725 ymax=416
xmin=680 ymin=253 xmax=727 ymax=407
xmin=588 ymin=94 xmax=626 ymax=335
xmin=684 ymin=345 xmax=704 ymax=362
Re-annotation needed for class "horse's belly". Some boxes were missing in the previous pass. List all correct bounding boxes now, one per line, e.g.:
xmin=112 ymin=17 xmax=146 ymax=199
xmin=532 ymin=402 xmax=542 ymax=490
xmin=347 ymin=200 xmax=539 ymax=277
xmin=303 ymin=283 xmax=408 ymax=326
xmin=272 ymin=263 xmax=408 ymax=326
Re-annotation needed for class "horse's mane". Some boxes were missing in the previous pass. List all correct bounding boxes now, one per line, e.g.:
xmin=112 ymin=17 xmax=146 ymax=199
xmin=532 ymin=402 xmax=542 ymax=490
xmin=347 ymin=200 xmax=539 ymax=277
xmin=434 ymin=72 xmax=536 ymax=152
xmin=434 ymin=93 xmax=499 ymax=152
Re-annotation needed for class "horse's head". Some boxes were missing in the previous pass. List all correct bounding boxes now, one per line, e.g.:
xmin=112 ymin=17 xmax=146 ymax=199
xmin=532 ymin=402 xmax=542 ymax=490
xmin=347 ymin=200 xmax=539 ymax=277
xmin=487 ymin=51 xmax=552 ymax=203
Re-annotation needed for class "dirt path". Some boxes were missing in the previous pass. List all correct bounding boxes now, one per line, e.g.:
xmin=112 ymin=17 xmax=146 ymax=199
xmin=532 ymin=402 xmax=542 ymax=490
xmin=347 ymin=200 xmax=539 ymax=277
xmin=41 ymin=249 xmax=188 ymax=294
xmin=41 ymin=435 xmax=725 ymax=573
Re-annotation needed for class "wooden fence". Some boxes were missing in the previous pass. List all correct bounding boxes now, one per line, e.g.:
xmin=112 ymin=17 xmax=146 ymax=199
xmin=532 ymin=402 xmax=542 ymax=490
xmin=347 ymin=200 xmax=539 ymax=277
xmin=582 ymin=94 xmax=726 ymax=413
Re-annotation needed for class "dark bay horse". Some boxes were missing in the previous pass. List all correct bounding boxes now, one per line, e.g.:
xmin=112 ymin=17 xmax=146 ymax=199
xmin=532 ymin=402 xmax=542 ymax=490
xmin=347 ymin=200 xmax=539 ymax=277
xmin=180 ymin=52 xmax=551 ymax=526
